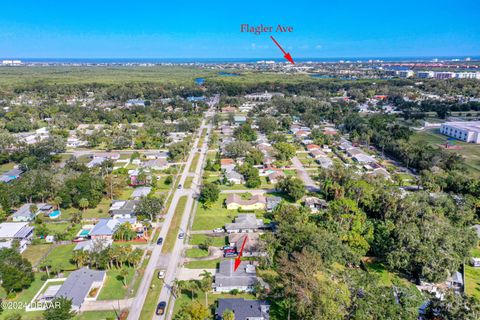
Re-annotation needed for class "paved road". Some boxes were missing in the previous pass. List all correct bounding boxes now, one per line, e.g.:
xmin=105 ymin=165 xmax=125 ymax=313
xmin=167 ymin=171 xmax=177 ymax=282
xmin=291 ymin=156 xmax=321 ymax=192
xmin=155 ymin=118 xmax=214 ymax=320
xmin=127 ymin=110 xmax=211 ymax=320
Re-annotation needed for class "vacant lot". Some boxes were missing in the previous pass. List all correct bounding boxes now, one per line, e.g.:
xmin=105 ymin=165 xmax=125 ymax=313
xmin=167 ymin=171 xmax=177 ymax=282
xmin=411 ymin=129 xmax=480 ymax=176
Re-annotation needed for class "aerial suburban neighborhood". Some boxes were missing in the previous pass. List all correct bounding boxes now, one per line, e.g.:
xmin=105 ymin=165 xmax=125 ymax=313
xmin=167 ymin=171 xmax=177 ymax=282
xmin=1 ymin=1 xmax=480 ymax=320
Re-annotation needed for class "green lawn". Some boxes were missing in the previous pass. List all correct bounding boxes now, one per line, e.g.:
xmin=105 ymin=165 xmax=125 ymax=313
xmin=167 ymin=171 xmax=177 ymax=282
xmin=184 ymin=259 xmax=221 ymax=269
xmin=465 ymin=246 xmax=480 ymax=300
xmin=81 ymin=197 xmax=112 ymax=219
xmin=139 ymin=271 xmax=164 ymax=320
xmin=0 ymin=162 xmax=15 ymax=173
xmin=97 ymin=267 xmax=135 ymax=300
xmin=465 ymin=265 xmax=480 ymax=300
xmin=22 ymin=244 xmax=52 ymax=266
xmin=185 ymin=248 xmax=209 ymax=258
xmin=364 ymin=260 xmax=417 ymax=288
xmin=43 ymin=243 xmax=77 ymax=271
xmin=162 ymin=196 xmax=188 ymax=253
xmin=189 ymin=234 xmax=226 ymax=247
xmin=157 ymin=175 xmax=175 ymax=190
xmin=192 ymin=195 xmax=235 ymax=231
xmin=192 ymin=194 xmax=266 ymax=231
xmin=411 ymin=129 xmax=480 ymax=176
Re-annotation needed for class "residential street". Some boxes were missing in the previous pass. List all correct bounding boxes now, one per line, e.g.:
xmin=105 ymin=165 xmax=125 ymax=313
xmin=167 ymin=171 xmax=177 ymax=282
xmin=127 ymin=100 xmax=215 ymax=320
xmin=291 ymin=156 xmax=320 ymax=192
xmin=155 ymin=109 xmax=214 ymax=320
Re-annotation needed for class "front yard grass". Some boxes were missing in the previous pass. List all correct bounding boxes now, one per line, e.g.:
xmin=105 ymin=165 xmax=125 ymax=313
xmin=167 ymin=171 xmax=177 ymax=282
xmin=0 ymin=273 xmax=46 ymax=319
xmin=97 ymin=267 xmax=135 ymax=300
xmin=184 ymin=259 xmax=221 ymax=269
xmin=189 ymin=234 xmax=226 ymax=247
xmin=185 ymin=248 xmax=209 ymax=258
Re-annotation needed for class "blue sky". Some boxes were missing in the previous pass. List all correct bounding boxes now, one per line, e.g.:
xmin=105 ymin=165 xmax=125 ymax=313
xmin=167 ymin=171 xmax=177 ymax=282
xmin=1 ymin=0 xmax=479 ymax=58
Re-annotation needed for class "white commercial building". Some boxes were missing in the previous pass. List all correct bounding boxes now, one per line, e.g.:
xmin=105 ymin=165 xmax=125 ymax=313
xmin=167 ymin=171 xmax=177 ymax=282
xmin=440 ymin=121 xmax=480 ymax=143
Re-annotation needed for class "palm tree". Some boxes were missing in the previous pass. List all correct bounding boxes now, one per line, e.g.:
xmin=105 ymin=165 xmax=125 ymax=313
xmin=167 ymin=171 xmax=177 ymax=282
xmin=53 ymin=196 xmax=62 ymax=210
xmin=128 ymin=249 xmax=143 ymax=267
xmin=72 ymin=250 xmax=89 ymax=268
xmin=40 ymin=259 xmax=52 ymax=277
xmin=120 ymin=268 xmax=129 ymax=287
xmin=199 ymin=270 xmax=212 ymax=306
xmin=79 ymin=198 xmax=89 ymax=215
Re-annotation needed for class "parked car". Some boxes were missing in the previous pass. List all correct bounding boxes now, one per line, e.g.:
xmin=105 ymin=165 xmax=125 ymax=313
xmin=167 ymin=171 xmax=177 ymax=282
xmin=213 ymin=228 xmax=224 ymax=233
xmin=156 ymin=301 xmax=167 ymax=315
xmin=158 ymin=270 xmax=166 ymax=279
xmin=178 ymin=232 xmax=185 ymax=239
xmin=225 ymin=252 xmax=238 ymax=257
xmin=177 ymin=184 xmax=182 ymax=189
xmin=222 ymin=245 xmax=234 ymax=251
xmin=157 ymin=237 xmax=163 ymax=245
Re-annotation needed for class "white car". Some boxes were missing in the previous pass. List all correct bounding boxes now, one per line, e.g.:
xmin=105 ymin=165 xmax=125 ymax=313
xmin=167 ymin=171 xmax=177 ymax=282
xmin=158 ymin=270 xmax=166 ymax=279
xmin=213 ymin=228 xmax=224 ymax=233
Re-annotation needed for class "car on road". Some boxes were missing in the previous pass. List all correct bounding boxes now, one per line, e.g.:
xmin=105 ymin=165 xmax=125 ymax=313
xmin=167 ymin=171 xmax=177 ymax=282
xmin=213 ymin=228 xmax=224 ymax=233
xmin=177 ymin=184 xmax=182 ymax=189
xmin=198 ymin=148 xmax=202 ymax=152
xmin=157 ymin=237 xmax=163 ymax=245
xmin=178 ymin=232 xmax=185 ymax=239
xmin=156 ymin=301 xmax=167 ymax=315
xmin=157 ymin=270 xmax=166 ymax=279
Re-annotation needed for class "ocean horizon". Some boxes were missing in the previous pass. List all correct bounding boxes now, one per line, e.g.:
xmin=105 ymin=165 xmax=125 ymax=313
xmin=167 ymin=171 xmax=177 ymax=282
xmin=2 ymin=56 xmax=479 ymax=64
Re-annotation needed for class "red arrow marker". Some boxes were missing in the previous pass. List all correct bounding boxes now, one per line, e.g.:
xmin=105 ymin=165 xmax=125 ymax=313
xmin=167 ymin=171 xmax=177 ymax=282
xmin=233 ymin=235 xmax=248 ymax=272
xmin=270 ymin=36 xmax=295 ymax=64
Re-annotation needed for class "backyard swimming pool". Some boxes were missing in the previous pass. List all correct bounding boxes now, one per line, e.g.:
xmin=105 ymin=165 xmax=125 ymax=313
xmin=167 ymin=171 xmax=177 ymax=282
xmin=49 ymin=210 xmax=61 ymax=219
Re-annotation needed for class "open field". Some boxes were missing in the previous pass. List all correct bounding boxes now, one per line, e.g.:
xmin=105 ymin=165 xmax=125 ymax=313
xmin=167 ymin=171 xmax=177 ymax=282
xmin=0 ymin=66 xmax=375 ymax=88
xmin=411 ymin=129 xmax=480 ymax=176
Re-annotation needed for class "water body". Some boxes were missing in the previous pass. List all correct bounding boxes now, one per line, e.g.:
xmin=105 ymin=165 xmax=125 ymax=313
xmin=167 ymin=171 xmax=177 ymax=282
xmin=194 ymin=77 xmax=205 ymax=85
xmin=218 ymin=71 xmax=241 ymax=77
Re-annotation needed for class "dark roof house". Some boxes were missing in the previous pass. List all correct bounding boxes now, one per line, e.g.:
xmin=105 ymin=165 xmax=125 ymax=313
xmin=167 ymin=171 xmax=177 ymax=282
xmin=215 ymin=298 xmax=270 ymax=320
xmin=55 ymin=267 xmax=106 ymax=311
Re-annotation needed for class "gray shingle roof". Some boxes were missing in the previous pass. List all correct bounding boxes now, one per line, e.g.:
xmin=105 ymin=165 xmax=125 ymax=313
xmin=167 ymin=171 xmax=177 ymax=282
xmin=89 ymin=218 xmax=136 ymax=236
xmin=225 ymin=214 xmax=264 ymax=231
xmin=216 ymin=298 xmax=270 ymax=320
xmin=55 ymin=267 xmax=105 ymax=308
